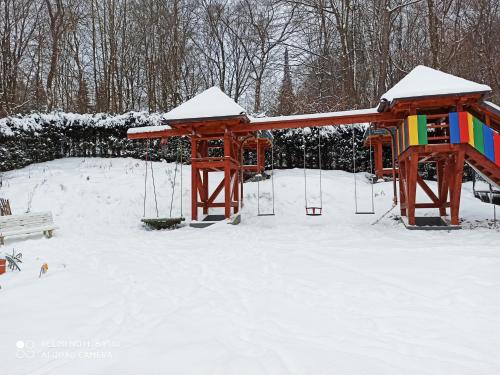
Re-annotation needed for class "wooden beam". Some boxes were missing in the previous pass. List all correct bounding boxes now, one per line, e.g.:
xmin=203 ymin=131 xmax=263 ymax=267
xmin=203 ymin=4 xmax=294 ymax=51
xmin=232 ymin=111 xmax=399 ymax=133
xmin=127 ymin=128 xmax=188 ymax=140
xmin=415 ymin=203 xmax=451 ymax=208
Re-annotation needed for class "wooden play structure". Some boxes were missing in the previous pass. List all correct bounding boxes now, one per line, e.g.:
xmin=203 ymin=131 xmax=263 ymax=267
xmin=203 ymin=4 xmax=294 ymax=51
xmin=128 ymin=66 xmax=500 ymax=229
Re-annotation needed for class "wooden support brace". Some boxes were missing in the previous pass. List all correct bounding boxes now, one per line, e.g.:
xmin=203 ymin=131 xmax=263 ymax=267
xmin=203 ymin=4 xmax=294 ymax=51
xmin=416 ymin=175 xmax=439 ymax=203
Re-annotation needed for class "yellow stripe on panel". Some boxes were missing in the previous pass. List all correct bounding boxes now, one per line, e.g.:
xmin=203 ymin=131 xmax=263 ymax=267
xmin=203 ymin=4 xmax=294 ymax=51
xmin=408 ymin=115 xmax=419 ymax=146
xmin=467 ymin=113 xmax=475 ymax=147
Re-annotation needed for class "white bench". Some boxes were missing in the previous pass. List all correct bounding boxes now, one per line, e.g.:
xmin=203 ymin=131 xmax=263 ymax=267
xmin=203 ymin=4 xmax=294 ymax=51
xmin=0 ymin=212 xmax=58 ymax=245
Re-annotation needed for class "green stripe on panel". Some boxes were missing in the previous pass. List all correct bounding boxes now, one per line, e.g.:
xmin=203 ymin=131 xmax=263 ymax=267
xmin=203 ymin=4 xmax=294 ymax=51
xmin=472 ymin=116 xmax=484 ymax=154
xmin=417 ymin=115 xmax=428 ymax=145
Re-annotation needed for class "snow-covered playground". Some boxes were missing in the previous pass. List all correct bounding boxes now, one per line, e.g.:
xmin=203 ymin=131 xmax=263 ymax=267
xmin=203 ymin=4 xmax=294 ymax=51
xmin=0 ymin=157 xmax=499 ymax=374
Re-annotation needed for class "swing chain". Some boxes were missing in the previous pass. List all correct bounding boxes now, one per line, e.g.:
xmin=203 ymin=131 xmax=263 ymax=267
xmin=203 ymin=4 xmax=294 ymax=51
xmin=150 ymin=145 xmax=159 ymax=218
xmin=143 ymin=142 xmax=148 ymax=217
xmin=180 ymin=138 xmax=183 ymax=218
xmin=168 ymin=137 xmax=184 ymax=219
xmin=318 ymin=128 xmax=323 ymax=208
xmin=257 ymin=132 xmax=276 ymax=216
xmin=303 ymin=127 xmax=323 ymax=215
xmin=143 ymin=140 xmax=159 ymax=218
xmin=353 ymin=125 xmax=375 ymax=214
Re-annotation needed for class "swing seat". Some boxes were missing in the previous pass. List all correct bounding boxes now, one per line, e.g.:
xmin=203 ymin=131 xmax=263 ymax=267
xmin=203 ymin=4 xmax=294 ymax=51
xmin=355 ymin=211 xmax=375 ymax=215
xmin=474 ymin=190 xmax=500 ymax=205
xmin=305 ymin=207 xmax=322 ymax=216
xmin=141 ymin=217 xmax=185 ymax=230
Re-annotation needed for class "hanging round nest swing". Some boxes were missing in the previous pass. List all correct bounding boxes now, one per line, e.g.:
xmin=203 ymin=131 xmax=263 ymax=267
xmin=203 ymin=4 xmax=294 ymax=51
xmin=141 ymin=139 xmax=185 ymax=230
xmin=141 ymin=216 xmax=185 ymax=229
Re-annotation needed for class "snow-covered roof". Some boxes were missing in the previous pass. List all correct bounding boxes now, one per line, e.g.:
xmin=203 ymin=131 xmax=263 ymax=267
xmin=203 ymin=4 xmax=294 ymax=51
xmin=381 ymin=65 xmax=491 ymax=103
xmin=249 ymin=108 xmax=378 ymax=123
xmin=127 ymin=125 xmax=171 ymax=135
xmin=163 ymin=86 xmax=247 ymax=121
xmin=483 ymin=101 xmax=500 ymax=114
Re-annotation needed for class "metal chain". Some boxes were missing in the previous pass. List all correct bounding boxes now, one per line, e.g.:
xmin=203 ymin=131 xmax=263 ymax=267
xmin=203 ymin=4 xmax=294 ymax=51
xmin=353 ymin=128 xmax=358 ymax=212
xmin=271 ymin=134 xmax=275 ymax=215
xmin=257 ymin=133 xmax=276 ymax=216
xmin=180 ymin=138 xmax=183 ymax=218
xmin=143 ymin=141 xmax=148 ymax=217
xmin=303 ymin=130 xmax=308 ymax=209
xmin=150 ymin=142 xmax=159 ymax=218
xmin=169 ymin=139 xmax=178 ymax=218
xmin=369 ymin=125 xmax=375 ymax=213
xmin=318 ymin=128 xmax=323 ymax=208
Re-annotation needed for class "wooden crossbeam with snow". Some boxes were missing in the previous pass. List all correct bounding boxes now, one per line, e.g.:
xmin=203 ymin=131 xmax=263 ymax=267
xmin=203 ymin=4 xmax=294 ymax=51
xmin=0 ymin=212 xmax=58 ymax=245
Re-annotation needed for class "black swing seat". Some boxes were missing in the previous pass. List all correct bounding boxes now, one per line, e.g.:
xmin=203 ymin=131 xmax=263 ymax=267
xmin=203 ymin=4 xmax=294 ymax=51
xmin=474 ymin=190 xmax=500 ymax=205
xmin=306 ymin=207 xmax=322 ymax=216
xmin=141 ymin=217 xmax=185 ymax=229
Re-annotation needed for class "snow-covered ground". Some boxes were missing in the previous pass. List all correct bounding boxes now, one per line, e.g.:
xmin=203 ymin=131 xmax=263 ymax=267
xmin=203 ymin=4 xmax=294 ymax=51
xmin=0 ymin=158 xmax=499 ymax=375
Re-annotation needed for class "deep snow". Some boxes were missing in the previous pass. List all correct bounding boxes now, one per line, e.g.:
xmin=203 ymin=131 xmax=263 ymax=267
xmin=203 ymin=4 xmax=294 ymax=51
xmin=0 ymin=158 xmax=499 ymax=375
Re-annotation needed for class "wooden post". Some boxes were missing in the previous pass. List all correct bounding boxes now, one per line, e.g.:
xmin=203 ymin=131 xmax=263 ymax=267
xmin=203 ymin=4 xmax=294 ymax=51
xmin=449 ymin=149 xmax=465 ymax=225
xmin=406 ymin=151 xmax=419 ymax=226
xmin=240 ymin=143 xmax=244 ymax=209
xmin=234 ymin=143 xmax=240 ymax=214
xmin=224 ymin=131 xmax=232 ymax=218
xmin=191 ymin=137 xmax=198 ymax=221
xmin=202 ymin=141 xmax=209 ymax=215
xmin=391 ymin=133 xmax=398 ymax=205
xmin=436 ymin=160 xmax=447 ymax=216
xmin=374 ymin=141 xmax=383 ymax=179
xmin=398 ymin=156 xmax=407 ymax=217
xmin=255 ymin=138 xmax=263 ymax=173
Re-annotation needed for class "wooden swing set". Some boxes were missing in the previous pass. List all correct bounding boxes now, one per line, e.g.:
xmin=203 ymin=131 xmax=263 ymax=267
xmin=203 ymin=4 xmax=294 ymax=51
xmin=129 ymin=107 xmax=391 ymax=225
xmin=128 ymin=67 xmax=500 ymax=229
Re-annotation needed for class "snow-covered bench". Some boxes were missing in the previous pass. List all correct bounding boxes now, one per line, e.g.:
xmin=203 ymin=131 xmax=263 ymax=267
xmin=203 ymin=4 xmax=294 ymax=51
xmin=0 ymin=212 xmax=58 ymax=245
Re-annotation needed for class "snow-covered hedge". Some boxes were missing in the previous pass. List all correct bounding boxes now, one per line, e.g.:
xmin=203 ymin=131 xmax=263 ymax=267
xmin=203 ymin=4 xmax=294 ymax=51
xmin=0 ymin=112 xmax=180 ymax=171
xmin=0 ymin=112 xmax=398 ymax=176
xmin=0 ymin=111 xmax=164 ymax=136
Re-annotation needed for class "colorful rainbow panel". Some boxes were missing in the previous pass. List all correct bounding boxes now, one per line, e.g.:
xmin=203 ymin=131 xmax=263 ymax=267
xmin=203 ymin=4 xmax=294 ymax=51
xmin=449 ymin=112 xmax=460 ymax=144
xmin=483 ymin=125 xmax=495 ymax=162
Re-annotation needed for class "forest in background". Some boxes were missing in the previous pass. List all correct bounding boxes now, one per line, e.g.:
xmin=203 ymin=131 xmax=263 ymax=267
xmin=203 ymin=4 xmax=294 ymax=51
xmin=1 ymin=0 xmax=498 ymax=118
xmin=0 ymin=0 xmax=496 ymax=180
